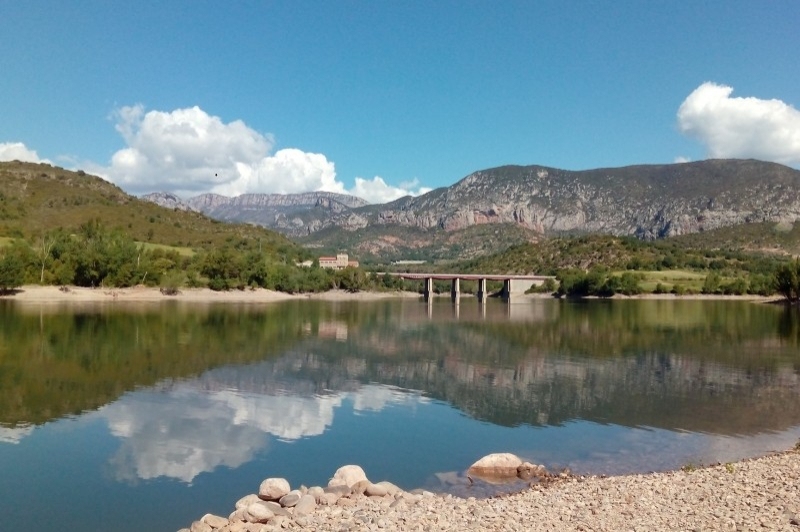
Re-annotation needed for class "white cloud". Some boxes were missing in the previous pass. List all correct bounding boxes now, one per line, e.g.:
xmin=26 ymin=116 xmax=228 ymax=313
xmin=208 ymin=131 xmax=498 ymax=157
xmin=97 ymin=104 xmax=428 ymax=203
xmin=351 ymin=176 xmax=432 ymax=204
xmin=0 ymin=142 xmax=48 ymax=164
xmin=677 ymin=82 xmax=800 ymax=165
xmin=673 ymin=156 xmax=691 ymax=164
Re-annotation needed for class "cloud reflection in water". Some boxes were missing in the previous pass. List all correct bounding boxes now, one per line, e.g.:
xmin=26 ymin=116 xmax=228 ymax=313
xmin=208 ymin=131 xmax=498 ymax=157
xmin=100 ymin=381 xmax=427 ymax=483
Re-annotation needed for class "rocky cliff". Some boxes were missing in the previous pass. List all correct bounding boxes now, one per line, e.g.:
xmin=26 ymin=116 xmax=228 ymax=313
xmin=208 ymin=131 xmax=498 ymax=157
xmin=143 ymin=159 xmax=800 ymax=259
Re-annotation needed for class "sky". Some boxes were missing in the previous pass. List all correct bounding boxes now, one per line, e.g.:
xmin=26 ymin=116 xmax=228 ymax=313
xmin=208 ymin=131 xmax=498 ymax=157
xmin=1 ymin=1 xmax=799 ymax=203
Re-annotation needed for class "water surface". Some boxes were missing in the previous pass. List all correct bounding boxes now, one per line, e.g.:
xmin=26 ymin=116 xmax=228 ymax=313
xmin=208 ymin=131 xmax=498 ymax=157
xmin=1 ymin=297 xmax=799 ymax=531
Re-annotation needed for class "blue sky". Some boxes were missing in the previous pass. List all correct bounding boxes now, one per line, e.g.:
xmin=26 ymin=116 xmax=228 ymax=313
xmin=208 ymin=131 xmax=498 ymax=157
xmin=1 ymin=1 xmax=799 ymax=202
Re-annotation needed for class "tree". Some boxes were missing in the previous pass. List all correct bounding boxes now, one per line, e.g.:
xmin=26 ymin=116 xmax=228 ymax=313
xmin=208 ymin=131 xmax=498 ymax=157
xmin=0 ymin=251 xmax=25 ymax=293
xmin=774 ymin=260 xmax=800 ymax=301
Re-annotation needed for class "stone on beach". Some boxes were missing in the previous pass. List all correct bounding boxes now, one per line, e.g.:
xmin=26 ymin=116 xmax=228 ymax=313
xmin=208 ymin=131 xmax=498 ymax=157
xmin=278 ymin=489 xmax=302 ymax=507
xmin=234 ymin=494 xmax=260 ymax=510
xmin=293 ymin=494 xmax=317 ymax=516
xmin=468 ymin=452 xmax=524 ymax=479
xmin=189 ymin=521 xmax=212 ymax=532
xmin=258 ymin=477 xmax=291 ymax=501
xmin=245 ymin=501 xmax=275 ymax=523
xmin=517 ymin=461 xmax=548 ymax=480
xmin=201 ymin=513 xmax=228 ymax=529
xmin=332 ymin=464 xmax=368 ymax=488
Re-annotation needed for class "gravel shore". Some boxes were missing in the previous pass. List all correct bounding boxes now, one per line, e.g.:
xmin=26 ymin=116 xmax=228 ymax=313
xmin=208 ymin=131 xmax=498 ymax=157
xmin=184 ymin=449 xmax=800 ymax=532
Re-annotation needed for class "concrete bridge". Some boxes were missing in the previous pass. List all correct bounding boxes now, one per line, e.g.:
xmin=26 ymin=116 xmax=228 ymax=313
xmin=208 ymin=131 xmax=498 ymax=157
xmin=388 ymin=272 xmax=555 ymax=302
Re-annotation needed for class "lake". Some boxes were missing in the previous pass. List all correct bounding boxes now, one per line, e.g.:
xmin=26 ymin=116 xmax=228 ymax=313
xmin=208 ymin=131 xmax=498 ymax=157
xmin=1 ymin=297 xmax=799 ymax=531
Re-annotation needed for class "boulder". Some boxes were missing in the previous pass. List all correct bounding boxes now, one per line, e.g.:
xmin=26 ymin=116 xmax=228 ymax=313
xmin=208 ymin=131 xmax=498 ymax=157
xmin=332 ymin=464 xmax=368 ymax=488
xmin=234 ymin=494 xmax=261 ymax=510
xmin=517 ymin=462 xmax=548 ymax=480
xmin=374 ymin=481 xmax=403 ymax=496
xmin=307 ymin=485 xmax=325 ymax=502
xmin=350 ymin=479 xmax=370 ymax=496
xmin=323 ymin=484 xmax=351 ymax=498
xmin=201 ymin=513 xmax=229 ymax=529
xmin=245 ymin=502 xmax=275 ymax=523
xmin=258 ymin=478 xmax=291 ymax=501
xmin=228 ymin=508 xmax=248 ymax=523
xmin=365 ymin=482 xmax=389 ymax=497
xmin=294 ymin=494 xmax=317 ymax=516
xmin=278 ymin=489 xmax=302 ymax=507
xmin=467 ymin=453 xmax=523 ymax=480
xmin=190 ymin=521 xmax=212 ymax=532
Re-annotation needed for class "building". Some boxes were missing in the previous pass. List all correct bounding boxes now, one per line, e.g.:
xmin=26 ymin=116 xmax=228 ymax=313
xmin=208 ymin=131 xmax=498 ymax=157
xmin=318 ymin=253 xmax=359 ymax=270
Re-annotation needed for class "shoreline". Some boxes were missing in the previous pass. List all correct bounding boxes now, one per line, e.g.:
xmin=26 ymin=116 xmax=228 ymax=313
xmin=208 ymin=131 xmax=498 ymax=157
xmin=0 ymin=285 xmax=784 ymax=305
xmin=181 ymin=448 xmax=800 ymax=531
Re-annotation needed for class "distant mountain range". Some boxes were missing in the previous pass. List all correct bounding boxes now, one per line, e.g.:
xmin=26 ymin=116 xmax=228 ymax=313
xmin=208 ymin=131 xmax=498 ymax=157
xmin=143 ymin=159 xmax=800 ymax=260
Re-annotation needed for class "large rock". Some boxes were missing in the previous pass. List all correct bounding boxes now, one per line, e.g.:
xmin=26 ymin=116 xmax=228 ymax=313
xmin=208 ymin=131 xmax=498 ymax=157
xmin=245 ymin=502 xmax=275 ymax=523
xmin=201 ymin=514 xmax=229 ymax=529
xmin=332 ymin=465 xmax=368 ymax=488
xmin=365 ymin=482 xmax=389 ymax=497
xmin=468 ymin=453 xmax=524 ymax=479
xmin=294 ymin=494 xmax=317 ymax=516
xmin=190 ymin=521 xmax=212 ymax=532
xmin=517 ymin=461 xmax=548 ymax=480
xmin=234 ymin=494 xmax=261 ymax=510
xmin=258 ymin=477 xmax=291 ymax=501
xmin=278 ymin=489 xmax=302 ymax=507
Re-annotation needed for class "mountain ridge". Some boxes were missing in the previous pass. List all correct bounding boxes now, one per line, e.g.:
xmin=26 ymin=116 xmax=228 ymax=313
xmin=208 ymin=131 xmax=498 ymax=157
xmin=145 ymin=159 xmax=800 ymax=259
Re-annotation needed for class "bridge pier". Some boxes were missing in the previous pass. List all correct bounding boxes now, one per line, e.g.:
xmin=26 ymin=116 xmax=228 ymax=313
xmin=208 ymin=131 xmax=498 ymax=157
xmin=423 ymin=277 xmax=433 ymax=302
xmin=451 ymin=278 xmax=460 ymax=302
xmin=477 ymin=278 xmax=487 ymax=303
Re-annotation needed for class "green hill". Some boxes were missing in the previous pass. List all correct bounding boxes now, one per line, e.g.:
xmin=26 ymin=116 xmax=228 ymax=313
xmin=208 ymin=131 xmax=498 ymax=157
xmin=0 ymin=160 xmax=301 ymax=256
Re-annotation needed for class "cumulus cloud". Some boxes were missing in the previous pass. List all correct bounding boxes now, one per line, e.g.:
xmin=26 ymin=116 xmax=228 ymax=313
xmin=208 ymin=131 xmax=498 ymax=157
xmin=351 ymin=177 xmax=432 ymax=204
xmin=0 ymin=142 xmax=48 ymax=163
xmin=673 ymin=156 xmax=691 ymax=164
xmin=678 ymin=82 xmax=800 ymax=165
xmin=98 ymin=104 xmax=427 ymax=203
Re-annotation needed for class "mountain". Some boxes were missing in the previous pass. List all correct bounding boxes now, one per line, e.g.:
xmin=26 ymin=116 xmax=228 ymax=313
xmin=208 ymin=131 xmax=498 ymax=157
xmin=142 ymin=159 xmax=800 ymax=261
xmin=180 ymin=191 xmax=370 ymax=234
xmin=0 ymin=161 xmax=300 ymax=253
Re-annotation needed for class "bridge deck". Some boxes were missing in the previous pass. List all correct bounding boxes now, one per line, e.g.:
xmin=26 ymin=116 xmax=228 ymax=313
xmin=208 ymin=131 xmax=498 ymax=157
xmin=388 ymin=273 xmax=553 ymax=281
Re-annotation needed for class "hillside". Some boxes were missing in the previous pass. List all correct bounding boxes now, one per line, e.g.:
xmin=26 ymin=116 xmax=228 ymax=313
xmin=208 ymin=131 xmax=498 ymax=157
xmin=163 ymin=159 xmax=800 ymax=261
xmin=0 ymin=161 xmax=300 ymax=255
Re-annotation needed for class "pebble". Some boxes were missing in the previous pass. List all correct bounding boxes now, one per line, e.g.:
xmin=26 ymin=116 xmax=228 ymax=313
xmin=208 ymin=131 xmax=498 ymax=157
xmin=180 ymin=451 xmax=800 ymax=531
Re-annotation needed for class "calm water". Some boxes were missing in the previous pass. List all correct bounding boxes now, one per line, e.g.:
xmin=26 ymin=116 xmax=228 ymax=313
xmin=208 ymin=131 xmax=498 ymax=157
xmin=1 ymin=297 xmax=800 ymax=531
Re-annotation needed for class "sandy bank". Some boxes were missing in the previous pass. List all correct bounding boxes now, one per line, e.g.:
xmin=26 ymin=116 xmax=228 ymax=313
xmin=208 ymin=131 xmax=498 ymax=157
xmin=1 ymin=285 xmax=782 ymax=306
xmin=1 ymin=285 xmax=421 ymax=305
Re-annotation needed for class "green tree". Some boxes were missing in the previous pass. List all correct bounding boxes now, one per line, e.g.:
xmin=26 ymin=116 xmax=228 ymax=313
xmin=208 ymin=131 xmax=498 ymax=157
xmin=774 ymin=260 xmax=800 ymax=301
xmin=0 ymin=250 xmax=25 ymax=293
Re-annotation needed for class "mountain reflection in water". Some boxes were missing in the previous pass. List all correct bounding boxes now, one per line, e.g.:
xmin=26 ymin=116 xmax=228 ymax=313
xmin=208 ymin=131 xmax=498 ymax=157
xmin=1 ymin=298 xmax=799 ymax=501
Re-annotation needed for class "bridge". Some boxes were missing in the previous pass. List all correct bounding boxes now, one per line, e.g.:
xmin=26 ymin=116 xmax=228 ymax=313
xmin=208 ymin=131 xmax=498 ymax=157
xmin=387 ymin=272 xmax=555 ymax=302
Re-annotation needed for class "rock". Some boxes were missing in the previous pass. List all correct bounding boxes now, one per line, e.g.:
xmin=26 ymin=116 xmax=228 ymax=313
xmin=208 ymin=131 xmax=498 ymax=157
xmin=245 ymin=502 xmax=275 ymax=523
xmin=228 ymin=508 xmax=248 ymax=523
xmin=350 ymin=479 xmax=370 ymax=496
xmin=517 ymin=462 xmax=548 ymax=480
xmin=374 ymin=481 xmax=403 ymax=496
xmin=201 ymin=513 xmax=229 ymax=529
xmin=468 ymin=453 xmax=524 ymax=480
xmin=278 ymin=489 xmax=302 ymax=507
xmin=319 ymin=492 xmax=341 ymax=506
xmin=258 ymin=478 xmax=291 ymax=501
xmin=323 ymin=484 xmax=351 ymax=498
xmin=294 ymin=494 xmax=317 ymax=516
xmin=332 ymin=464 xmax=368 ymax=488
xmin=261 ymin=500 xmax=293 ymax=517
xmin=235 ymin=494 xmax=261 ymax=510
xmin=190 ymin=521 xmax=213 ymax=532
xmin=308 ymin=485 xmax=325 ymax=502
xmin=365 ymin=482 xmax=389 ymax=497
